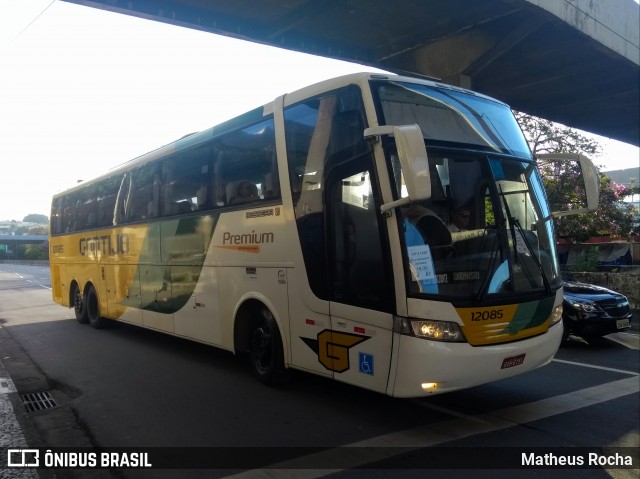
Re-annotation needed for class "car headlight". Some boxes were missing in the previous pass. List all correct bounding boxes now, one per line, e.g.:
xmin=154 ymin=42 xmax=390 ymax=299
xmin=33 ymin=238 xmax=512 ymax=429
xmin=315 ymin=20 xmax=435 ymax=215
xmin=570 ymin=300 xmax=601 ymax=313
xmin=394 ymin=317 xmax=465 ymax=342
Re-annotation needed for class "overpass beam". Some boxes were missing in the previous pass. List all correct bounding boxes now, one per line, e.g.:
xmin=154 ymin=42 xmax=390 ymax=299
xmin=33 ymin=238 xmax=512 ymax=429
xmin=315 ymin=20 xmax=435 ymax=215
xmin=525 ymin=0 xmax=639 ymax=67
xmin=411 ymin=15 xmax=543 ymax=89
xmin=412 ymin=30 xmax=494 ymax=88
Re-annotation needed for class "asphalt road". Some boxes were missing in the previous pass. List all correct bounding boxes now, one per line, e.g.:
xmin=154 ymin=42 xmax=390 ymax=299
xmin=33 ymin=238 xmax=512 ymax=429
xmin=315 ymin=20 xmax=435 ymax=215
xmin=0 ymin=264 xmax=638 ymax=479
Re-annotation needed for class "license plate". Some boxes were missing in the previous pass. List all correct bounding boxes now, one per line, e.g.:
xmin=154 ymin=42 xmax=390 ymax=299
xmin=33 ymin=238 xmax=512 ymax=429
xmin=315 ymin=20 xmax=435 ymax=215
xmin=616 ymin=319 xmax=630 ymax=329
xmin=501 ymin=353 xmax=526 ymax=369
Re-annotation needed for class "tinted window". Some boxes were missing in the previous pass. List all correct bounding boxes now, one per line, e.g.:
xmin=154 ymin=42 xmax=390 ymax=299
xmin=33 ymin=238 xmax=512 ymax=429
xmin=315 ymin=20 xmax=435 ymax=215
xmin=216 ymin=118 xmax=279 ymax=207
xmin=284 ymin=86 xmax=370 ymax=299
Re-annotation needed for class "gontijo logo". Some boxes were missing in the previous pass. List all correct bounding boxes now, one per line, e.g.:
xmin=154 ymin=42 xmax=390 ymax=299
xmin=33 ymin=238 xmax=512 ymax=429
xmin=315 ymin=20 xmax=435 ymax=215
xmin=301 ymin=330 xmax=370 ymax=373
xmin=79 ymin=233 xmax=130 ymax=256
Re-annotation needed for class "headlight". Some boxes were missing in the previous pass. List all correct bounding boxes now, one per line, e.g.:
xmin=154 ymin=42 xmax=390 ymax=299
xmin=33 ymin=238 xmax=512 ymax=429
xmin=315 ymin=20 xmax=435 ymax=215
xmin=412 ymin=320 xmax=464 ymax=342
xmin=570 ymin=301 xmax=601 ymax=313
xmin=394 ymin=316 xmax=465 ymax=342
xmin=550 ymin=305 xmax=563 ymax=325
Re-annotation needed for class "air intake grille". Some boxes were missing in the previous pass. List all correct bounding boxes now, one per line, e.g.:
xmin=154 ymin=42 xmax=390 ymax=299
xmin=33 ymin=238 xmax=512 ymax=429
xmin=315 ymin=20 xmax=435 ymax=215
xmin=21 ymin=391 xmax=57 ymax=412
xmin=599 ymin=299 xmax=630 ymax=318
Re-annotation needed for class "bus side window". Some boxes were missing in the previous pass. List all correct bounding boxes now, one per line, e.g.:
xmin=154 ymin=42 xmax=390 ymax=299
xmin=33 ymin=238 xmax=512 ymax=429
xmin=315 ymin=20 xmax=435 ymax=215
xmin=51 ymin=200 xmax=62 ymax=235
xmin=114 ymin=173 xmax=130 ymax=225
xmin=126 ymin=166 xmax=159 ymax=223
xmin=217 ymin=117 xmax=278 ymax=208
xmin=61 ymin=195 xmax=79 ymax=233
xmin=228 ymin=180 xmax=259 ymax=204
xmin=212 ymin=151 xmax=225 ymax=206
xmin=161 ymin=145 xmax=213 ymax=217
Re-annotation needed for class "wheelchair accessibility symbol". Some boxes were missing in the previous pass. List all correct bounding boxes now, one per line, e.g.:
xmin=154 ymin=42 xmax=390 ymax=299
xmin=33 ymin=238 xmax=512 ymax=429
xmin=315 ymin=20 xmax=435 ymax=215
xmin=359 ymin=352 xmax=374 ymax=376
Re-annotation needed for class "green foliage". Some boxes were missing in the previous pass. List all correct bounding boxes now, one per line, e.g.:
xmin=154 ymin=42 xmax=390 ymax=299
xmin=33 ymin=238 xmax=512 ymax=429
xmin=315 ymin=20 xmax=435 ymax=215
xmin=515 ymin=113 xmax=602 ymax=156
xmin=516 ymin=112 xmax=638 ymax=242
xmin=24 ymin=243 xmax=49 ymax=261
xmin=23 ymin=214 xmax=49 ymax=224
xmin=545 ymin=170 xmax=637 ymax=241
xmin=27 ymin=224 xmax=48 ymax=235
xmin=575 ymin=246 xmax=600 ymax=272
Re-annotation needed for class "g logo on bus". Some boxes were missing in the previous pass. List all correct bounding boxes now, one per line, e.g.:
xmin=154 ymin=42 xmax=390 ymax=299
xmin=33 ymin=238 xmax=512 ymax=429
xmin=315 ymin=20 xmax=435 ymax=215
xmin=301 ymin=329 xmax=369 ymax=373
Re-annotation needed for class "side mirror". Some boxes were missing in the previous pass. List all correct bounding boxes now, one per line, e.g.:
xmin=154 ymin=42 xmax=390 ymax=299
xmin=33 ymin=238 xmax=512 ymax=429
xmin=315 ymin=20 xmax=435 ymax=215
xmin=536 ymin=153 xmax=599 ymax=217
xmin=365 ymin=124 xmax=431 ymax=213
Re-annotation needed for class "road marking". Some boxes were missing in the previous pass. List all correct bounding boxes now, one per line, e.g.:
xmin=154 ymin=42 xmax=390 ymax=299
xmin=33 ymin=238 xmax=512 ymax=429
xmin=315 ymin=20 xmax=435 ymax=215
xmin=553 ymin=358 xmax=639 ymax=376
xmin=411 ymin=400 xmax=491 ymax=425
xmin=222 ymin=376 xmax=639 ymax=478
xmin=606 ymin=332 xmax=640 ymax=350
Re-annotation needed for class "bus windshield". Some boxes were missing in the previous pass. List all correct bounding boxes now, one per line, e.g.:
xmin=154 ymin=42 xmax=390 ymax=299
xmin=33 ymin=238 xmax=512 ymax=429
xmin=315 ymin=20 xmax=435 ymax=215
xmin=398 ymin=154 xmax=560 ymax=302
xmin=374 ymin=80 xmax=532 ymax=158
xmin=373 ymin=81 xmax=560 ymax=302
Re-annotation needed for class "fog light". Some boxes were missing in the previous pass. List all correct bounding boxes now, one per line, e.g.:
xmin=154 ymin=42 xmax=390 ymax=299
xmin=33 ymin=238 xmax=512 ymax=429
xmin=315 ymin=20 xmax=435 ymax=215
xmin=421 ymin=382 xmax=437 ymax=390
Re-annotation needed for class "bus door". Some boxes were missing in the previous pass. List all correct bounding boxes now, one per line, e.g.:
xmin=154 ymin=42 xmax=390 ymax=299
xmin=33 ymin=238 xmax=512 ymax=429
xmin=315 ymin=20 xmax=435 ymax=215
xmin=325 ymin=163 xmax=395 ymax=394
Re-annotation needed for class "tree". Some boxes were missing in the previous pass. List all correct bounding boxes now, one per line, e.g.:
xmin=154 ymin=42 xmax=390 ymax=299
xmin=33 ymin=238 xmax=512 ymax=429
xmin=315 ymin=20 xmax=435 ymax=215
xmin=25 ymin=243 xmax=49 ymax=261
xmin=515 ymin=113 xmax=602 ymax=156
xmin=23 ymin=214 xmax=49 ymax=225
xmin=548 ymin=174 xmax=637 ymax=241
xmin=515 ymin=112 xmax=638 ymax=242
xmin=26 ymin=224 xmax=48 ymax=236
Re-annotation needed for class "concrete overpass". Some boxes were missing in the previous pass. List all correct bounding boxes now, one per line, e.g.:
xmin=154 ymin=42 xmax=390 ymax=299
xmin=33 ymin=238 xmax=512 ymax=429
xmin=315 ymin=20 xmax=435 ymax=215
xmin=0 ymin=236 xmax=48 ymax=247
xmin=63 ymin=0 xmax=639 ymax=146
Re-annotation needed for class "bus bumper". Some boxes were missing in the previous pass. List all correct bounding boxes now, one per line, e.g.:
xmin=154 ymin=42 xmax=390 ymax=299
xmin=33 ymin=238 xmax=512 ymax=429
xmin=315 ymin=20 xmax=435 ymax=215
xmin=388 ymin=322 xmax=563 ymax=398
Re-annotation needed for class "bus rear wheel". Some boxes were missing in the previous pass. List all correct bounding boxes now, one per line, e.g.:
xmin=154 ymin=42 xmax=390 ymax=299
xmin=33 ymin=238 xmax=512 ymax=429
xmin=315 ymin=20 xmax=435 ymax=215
xmin=85 ymin=284 xmax=106 ymax=329
xmin=248 ymin=309 xmax=288 ymax=385
xmin=72 ymin=283 xmax=89 ymax=324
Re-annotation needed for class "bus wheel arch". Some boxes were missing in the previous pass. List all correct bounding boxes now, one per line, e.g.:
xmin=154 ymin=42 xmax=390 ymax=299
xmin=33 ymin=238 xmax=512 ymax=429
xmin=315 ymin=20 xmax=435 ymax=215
xmin=234 ymin=300 xmax=288 ymax=385
xmin=70 ymin=281 xmax=89 ymax=324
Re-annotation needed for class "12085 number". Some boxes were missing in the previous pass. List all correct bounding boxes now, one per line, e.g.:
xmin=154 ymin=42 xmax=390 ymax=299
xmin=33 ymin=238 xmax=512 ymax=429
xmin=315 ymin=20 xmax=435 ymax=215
xmin=470 ymin=309 xmax=504 ymax=321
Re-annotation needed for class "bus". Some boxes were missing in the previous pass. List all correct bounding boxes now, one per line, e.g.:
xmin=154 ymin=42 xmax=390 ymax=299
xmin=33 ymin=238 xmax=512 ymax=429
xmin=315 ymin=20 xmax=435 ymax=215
xmin=49 ymin=72 xmax=598 ymax=397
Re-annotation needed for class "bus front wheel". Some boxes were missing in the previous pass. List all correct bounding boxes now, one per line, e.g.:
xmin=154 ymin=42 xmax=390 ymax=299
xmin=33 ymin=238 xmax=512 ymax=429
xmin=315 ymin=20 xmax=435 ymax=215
xmin=248 ymin=309 xmax=288 ymax=385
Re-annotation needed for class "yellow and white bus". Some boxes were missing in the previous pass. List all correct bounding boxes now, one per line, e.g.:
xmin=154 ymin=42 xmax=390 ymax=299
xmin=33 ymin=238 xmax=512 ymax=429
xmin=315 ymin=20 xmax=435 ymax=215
xmin=49 ymin=73 xmax=598 ymax=397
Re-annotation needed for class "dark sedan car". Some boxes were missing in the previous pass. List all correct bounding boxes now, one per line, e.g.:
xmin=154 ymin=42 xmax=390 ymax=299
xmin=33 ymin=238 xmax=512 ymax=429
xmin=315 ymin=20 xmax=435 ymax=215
xmin=561 ymin=273 xmax=632 ymax=342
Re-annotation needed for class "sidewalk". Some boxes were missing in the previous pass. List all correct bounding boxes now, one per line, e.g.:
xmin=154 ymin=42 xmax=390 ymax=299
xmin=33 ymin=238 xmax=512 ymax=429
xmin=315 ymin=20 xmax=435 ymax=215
xmin=0 ymin=356 xmax=39 ymax=478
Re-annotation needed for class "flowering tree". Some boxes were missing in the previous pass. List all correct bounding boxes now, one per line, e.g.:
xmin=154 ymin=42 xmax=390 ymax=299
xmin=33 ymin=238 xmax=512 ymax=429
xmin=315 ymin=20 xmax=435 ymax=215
xmin=516 ymin=112 xmax=638 ymax=242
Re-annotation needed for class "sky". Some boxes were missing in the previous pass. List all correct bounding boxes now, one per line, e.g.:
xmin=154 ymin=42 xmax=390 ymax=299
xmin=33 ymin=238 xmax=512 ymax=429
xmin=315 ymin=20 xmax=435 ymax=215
xmin=1 ymin=0 xmax=638 ymax=222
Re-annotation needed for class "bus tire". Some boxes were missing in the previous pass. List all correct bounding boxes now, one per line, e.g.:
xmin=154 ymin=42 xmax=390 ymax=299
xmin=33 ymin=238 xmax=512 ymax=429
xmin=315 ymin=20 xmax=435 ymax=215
xmin=72 ymin=283 xmax=89 ymax=324
xmin=248 ymin=309 xmax=288 ymax=385
xmin=86 ymin=284 xmax=106 ymax=329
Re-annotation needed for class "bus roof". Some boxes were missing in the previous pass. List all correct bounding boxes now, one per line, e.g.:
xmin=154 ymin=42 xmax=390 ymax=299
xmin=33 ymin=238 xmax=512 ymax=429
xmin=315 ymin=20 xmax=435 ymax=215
xmin=52 ymin=72 xmax=505 ymax=199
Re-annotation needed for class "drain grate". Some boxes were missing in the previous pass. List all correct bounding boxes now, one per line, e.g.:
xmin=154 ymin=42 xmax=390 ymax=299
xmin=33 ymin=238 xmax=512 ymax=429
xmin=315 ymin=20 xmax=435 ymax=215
xmin=21 ymin=391 xmax=57 ymax=412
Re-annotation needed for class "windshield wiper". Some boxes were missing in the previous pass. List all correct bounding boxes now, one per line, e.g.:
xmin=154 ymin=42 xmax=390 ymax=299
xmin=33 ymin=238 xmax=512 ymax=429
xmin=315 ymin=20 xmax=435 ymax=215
xmin=510 ymin=215 xmax=551 ymax=294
